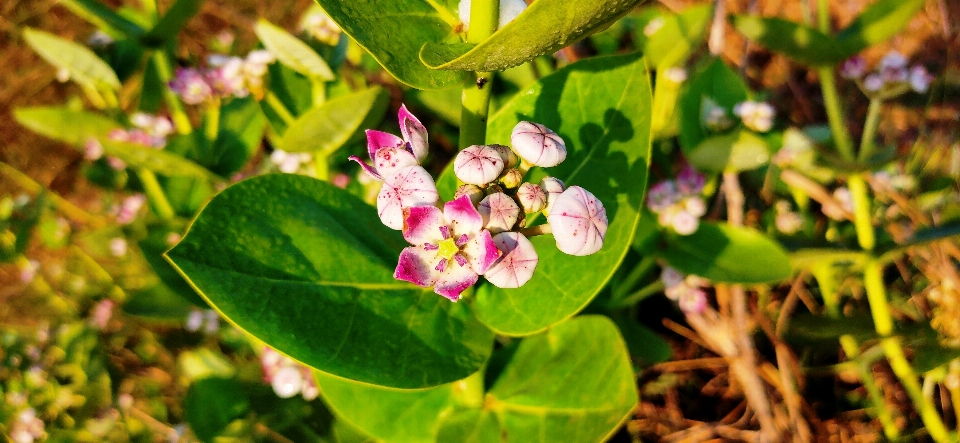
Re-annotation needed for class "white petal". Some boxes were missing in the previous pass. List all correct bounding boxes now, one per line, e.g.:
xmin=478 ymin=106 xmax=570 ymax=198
xmin=376 ymin=166 xmax=439 ymax=230
xmin=547 ymin=186 xmax=607 ymax=256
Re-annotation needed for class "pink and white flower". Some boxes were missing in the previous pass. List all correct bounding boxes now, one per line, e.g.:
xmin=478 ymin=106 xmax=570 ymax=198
xmin=169 ymin=68 xmax=213 ymax=105
xmin=840 ymin=56 xmax=866 ymax=79
xmin=547 ymin=186 xmax=608 ymax=256
xmin=454 ymin=145 xmax=505 ymax=185
xmin=662 ymin=266 xmax=708 ymax=314
xmin=394 ymin=195 xmax=501 ymax=301
xmin=647 ymin=167 xmax=708 ymax=235
xmin=909 ymin=65 xmax=934 ymax=93
xmin=350 ymin=105 xmax=429 ymax=181
xmin=484 ymin=232 xmax=538 ymax=288
xmin=261 ymin=347 xmax=320 ymax=400
xmin=478 ymin=192 xmax=521 ymax=234
xmin=376 ymin=166 xmax=439 ymax=230
xmin=510 ymin=121 xmax=567 ymax=167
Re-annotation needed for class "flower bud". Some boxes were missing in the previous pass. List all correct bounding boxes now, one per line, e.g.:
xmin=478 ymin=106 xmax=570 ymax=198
xmin=547 ymin=186 xmax=607 ymax=256
xmin=454 ymin=184 xmax=485 ymax=207
xmin=516 ymin=183 xmax=546 ymax=214
xmin=484 ymin=232 xmax=538 ymax=288
xmin=670 ymin=210 xmax=699 ymax=235
xmin=909 ymin=65 xmax=933 ymax=93
xmin=510 ymin=121 xmax=567 ymax=167
xmin=478 ymin=192 xmax=520 ymax=234
xmin=488 ymin=144 xmax=519 ymax=169
xmin=454 ymin=145 xmax=505 ymax=185
xmin=500 ymin=168 xmax=523 ymax=190
xmin=271 ymin=366 xmax=304 ymax=399
xmin=539 ymin=176 xmax=565 ymax=215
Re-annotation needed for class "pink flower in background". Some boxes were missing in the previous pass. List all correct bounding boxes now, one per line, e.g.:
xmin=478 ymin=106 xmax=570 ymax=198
xmin=169 ymin=67 xmax=213 ymax=105
xmin=647 ymin=167 xmax=708 ymax=235
xmin=109 ymin=238 xmax=127 ymax=257
xmin=394 ymin=195 xmax=501 ymax=301
xmin=840 ymin=56 xmax=866 ymax=79
xmin=89 ymin=299 xmax=114 ymax=330
xmin=661 ymin=267 xmax=708 ymax=314
xmin=260 ymin=347 xmax=319 ymax=401
xmin=113 ymin=194 xmax=146 ymax=225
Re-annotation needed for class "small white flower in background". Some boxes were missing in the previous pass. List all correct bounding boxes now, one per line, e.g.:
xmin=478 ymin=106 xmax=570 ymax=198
xmin=774 ymin=200 xmax=803 ymax=235
xmin=87 ymin=30 xmax=114 ymax=48
xmin=733 ymin=100 xmax=776 ymax=132
xmin=109 ymin=238 xmax=127 ymax=257
xmin=169 ymin=68 xmax=213 ymax=105
xmin=511 ymin=121 xmax=567 ymax=167
xmin=56 ymin=68 xmax=70 ymax=83
xmin=185 ymin=309 xmax=219 ymax=333
xmin=702 ymin=98 xmax=733 ymax=133
xmin=84 ymin=138 xmax=104 ymax=160
xmin=863 ymin=73 xmax=883 ymax=92
xmin=260 ymin=347 xmax=321 ymax=400
xmin=19 ymin=259 xmax=39 ymax=284
xmin=647 ymin=166 xmax=708 ymax=235
xmin=113 ymin=194 xmax=146 ymax=225
xmin=909 ymin=65 xmax=934 ymax=93
xmin=130 ymin=113 xmax=174 ymax=146
xmin=270 ymin=149 xmax=314 ymax=174
xmin=89 ymin=299 xmax=114 ymax=330
xmin=857 ymin=50 xmax=934 ymax=96
xmin=871 ymin=170 xmax=916 ymax=194
xmin=458 ymin=0 xmax=527 ymax=31
xmin=823 ymin=187 xmax=853 ymax=221
xmin=10 ymin=408 xmax=45 ymax=443
xmin=643 ymin=17 xmax=665 ymax=36
xmin=664 ymin=67 xmax=687 ymax=84
xmin=661 ymin=267 xmax=708 ymax=314
xmin=299 ymin=4 xmax=341 ymax=45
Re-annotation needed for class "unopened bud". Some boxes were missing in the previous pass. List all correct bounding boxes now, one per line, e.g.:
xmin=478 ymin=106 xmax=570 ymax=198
xmin=488 ymin=144 xmax=519 ymax=169
xmin=454 ymin=184 xmax=484 ymax=207
xmin=539 ymin=176 xmax=566 ymax=215
xmin=500 ymin=168 xmax=523 ymax=189
xmin=454 ymin=145 xmax=505 ymax=185
xmin=516 ymin=183 xmax=546 ymax=214
xmin=511 ymin=121 xmax=567 ymax=167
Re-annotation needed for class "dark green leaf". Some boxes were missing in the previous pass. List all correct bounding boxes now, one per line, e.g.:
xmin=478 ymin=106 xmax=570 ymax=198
xmin=658 ymin=222 xmax=792 ymax=283
xmin=23 ymin=28 xmax=121 ymax=90
xmin=281 ymin=87 xmax=388 ymax=154
xmin=474 ymin=52 xmax=653 ymax=336
xmin=210 ymin=97 xmax=266 ymax=176
xmin=255 ymin=19 xmax=334 ymax=81
xmin=835 ymin=0 xmax=925 ymax=57
xmin=730 ymin=15 xmax=845 ymax=67
xmin=688 ymin=130 xmax=770 ymax=172
xmin=677 ymin=58 xmax=748 ymax=152
xmin=184 ymin=377 xmax=251 ymax=443
xmin=644 ymin=4 xmax=712 ymax=68
xmin=143 ymin=0 xmax=203 ymax=45
xmin=419 ymin=0 xmax=643 ymax=72
xmin=611 ymin=314 xmax=672 ymax=366
xmin=165 ymin=175 xmax=494 ymax=388
xmin=59 ymin=0 xmax=145 ymax=38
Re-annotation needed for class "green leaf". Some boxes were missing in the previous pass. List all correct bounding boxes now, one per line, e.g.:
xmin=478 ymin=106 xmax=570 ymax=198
xmin=184 ymin=377 xmax=251 ymax=443
xmin=105 ymin=140 xmax=223 ymax=181
xmin=210 ymin=96 xmax=267 ymax=177
xmin=835 ymin=0 xmax=925 ymax=57
xmin=611 ymin=314 xmax=672 ymax=366
xmin=255 ymin=19 xmax=335 ymax=82
xmin=877 ymin=219 xmax=960 ymax=263
xmin=677 ymin=58 xmax=748 ymax=152
xmin=688 ymin=130 xmax=770 ymax=172
xmin=658 ymin=222 xmax=792 ymax=284
xmin=123 ymin=283 xmax=196 ymax=320
xmin=22 ymin=28 xmax=121 ymax=90
xmin=474 ymin=52 xmax=653 ymax=336
xmin=419 ymin=0 xmax=643 ymax=72
xmin=143 ymin=0 xmax=203 ymax=45
xmin=314 ymin=0 xmax=464 ymax=89
xmin=59 ymin=0 xmax=145 ymax=38
xmin=165 ymin=175 xmax=494 ymax=388
xmin=319 ymin=316 xmax=636 ymax=443
xmin=730 ymin=15 xmax=845 ymax=67
xmin=644 ymin=4 xmax=712 ymax=69
xmin=281 ymin=87 xmax=388 ymax=154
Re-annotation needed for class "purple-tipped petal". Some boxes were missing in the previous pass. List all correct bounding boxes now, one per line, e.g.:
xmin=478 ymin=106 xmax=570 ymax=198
xmin=433 ymin=255 xmax=478 ymax=301
xmin=374 ymin=146 xmax=418 ymax=177
xmin=366 ymin=130 xmax=404 ymax=160
xmin=463 ymin=229 xmax=500 ymax=275
xmin=547 ymin=186 xmax=607 ymax=256
xmin=484 ymin=232 xmax=538 ymax=288
xmin=510 ymin=121 xmax=567 ymax=167
xmin=478 ymin=193 xmax=520 ymax=234
xmin=395 ymin=246 xmax=440 ymax=288
xmin=399 ymin=104 xmax=429 ymax=162
xmin=453 ymin=145 xmax=504 ymax=185
xmin=444 ymin=195 xmax=484 ymax=238
xmin=376 ymin=166 xmax=439 ymax=230
xmin=348 ymin=155 xmax=383 ymax=181
xmin=402 ymin=205 xmax=445 ymax=245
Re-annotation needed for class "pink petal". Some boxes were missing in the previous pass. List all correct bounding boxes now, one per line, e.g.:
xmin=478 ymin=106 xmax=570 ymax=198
xmin=348 ymin=155 xmax=383 ymax=181
xmin=444 ymin=194 xmax=484 ymax=238
xmin=395 ymin=246 xmax=440 ymax=288
xmin=402 ymin=205 xmax=445 ymax=245
xmin=453 ymin=145 xmax=504 ymax=185
xmin=510 ymin=121 xmax=567 ymax=167
xmin=366 ymin=130 xmax=404 ymax=160
xmin=398 ymin=104 xmax=429 ymax=163
xmin=484 ymin=232 xmax=538 ymax=289
xmin=478 ymin=192 xmax=520 ymax=234
xmin=433 ymin=255 xmax=478 ymax=302
xmin=374 ymin=146 xmax=418 ymax=177
xmin=463 ymin=229 xmax=500 ymax=275
xmin=376 ymin=166 xmax=439 ymax=230
xmin=547 ymin=186 xmax=607 ymax=256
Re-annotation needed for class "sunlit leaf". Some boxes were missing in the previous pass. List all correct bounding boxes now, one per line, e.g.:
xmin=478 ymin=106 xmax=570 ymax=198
xmin=835 ymin=0 xmax=925 ymax=56
xmin=23 ymin=28 xmax=121 ymax=90
xmin=281 ymin=87 xmax=389 ymax=154
xmin=255 ymin=19 xmax=335 ymax=82
xmin=658 ymin=222 xmax=792 ymax=284
xmin=731 ymin=15 xmax=845 ymax=67
xmin=688 ymin=130 xmax=770 ymax=172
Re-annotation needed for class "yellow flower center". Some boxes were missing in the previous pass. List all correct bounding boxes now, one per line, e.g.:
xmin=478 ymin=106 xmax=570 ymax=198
xmin=437 ymin=237 xmax=459 ymax=261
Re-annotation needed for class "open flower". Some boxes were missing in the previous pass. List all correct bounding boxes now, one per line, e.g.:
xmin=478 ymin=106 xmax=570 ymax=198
xmin=647 ymin=167 xmax=707 ymax=235
xmin=484 ymin=232 xmax=538 ymax=288
xmin=547 ymin=186 xmax=607 ymax=256
xmin=350 ymin=105 xmax=429 ymax=181
xmin=376 ymin=166 xmax=439 ymax=230
xmin=169 ymin=68 xmax=213 ymax=105
xmin=394 ymin=195 xmax=501 ymax=301
xmin=454 ymin=145 xmax=505 ymax=185
xmin=511 ymin=121 xmax=567 ymax=167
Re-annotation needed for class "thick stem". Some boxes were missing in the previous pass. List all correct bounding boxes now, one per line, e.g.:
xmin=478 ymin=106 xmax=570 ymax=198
xmin=858 ymin=98 xmax=883 ymax=162
xmin=151 ymin=51 xmax=193 ymax=135
xmin=816 ymin=0 xmax=830 ymax=33
xmin=137 ymin=169 xmax=175 ymax=221
xmin=459 ymin=0 xmax=499 ymax=149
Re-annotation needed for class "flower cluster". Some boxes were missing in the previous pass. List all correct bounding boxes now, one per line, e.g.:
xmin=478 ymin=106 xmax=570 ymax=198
xmin=774 ymin=200 xmax=803 ymax=235
xmin=351 ymin=106 xmax=608 ymax=301
xmin=112 ymin=194 xmax=146 ymax=225
xmin=9 ymin=408 xmax=46 ymax=443
xmin=83 ymin=113 xmax=174 ymax=170
xmin=260 ymin=347 xmax=319 ymax=401
xmin=169 ymin=50 xmax=276 ymax=104
xmin=185 ymin=309 xmax=220 ymax=334
xmin=733 ymin=100 xmax=775 ymax=132
xmin=270 ymin=149 xmax=315 ymax=175
xmin=661 ymin=266 xmax=708 ymax=314
xmin=841 ymin=50 xmax=933 ymax=95
xmin=647 ymin=166 xmax=707 ymax=235
xmin=299 ymin=5 xmax=342 ymax=45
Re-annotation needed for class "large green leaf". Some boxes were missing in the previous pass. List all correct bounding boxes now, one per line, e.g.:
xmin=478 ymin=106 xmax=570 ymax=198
xmin=313 ymin=1 xmax=463 ymax=89
xmin=835 ymin=0 xmax=925 ymax=57
xmin=165 ymin=175 xmax=495 ymax=388
xmin=23 ymin=28 xmax=121 ymax=90
xmin=688 ymin=129 xmax=770 ymax=172
xmin=643 ymin=4 xmax=712 ymax=69
xmin=658 ymin=222 xmax=792 ymax=284
xmin=731 ymin=16 xmax=845 ymax=67
xmin=419 ymin=0 xmax=644 ymax=72
xmin=281 ymin=87 xmax=388 ymax=154
xmin=677 ymin=58 xmax=748 ymax=152
xmin=319 ymin=316 xmax=636 ymax=443
xmin=472 ymin=52 xmax=652 ymax=336
xmin=255 ymin=19 xmax=335 ymax=82
xmin=59 ymin=0 xmax=145 ymax=38
xmin=184 ymin=377 xmax=251 ymax=443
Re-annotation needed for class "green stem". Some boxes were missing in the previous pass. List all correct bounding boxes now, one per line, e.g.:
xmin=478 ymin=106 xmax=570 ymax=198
xmin=816 ymin=0 xmax=830 ymax=33
xmin=140 ymin=0 xmax=158 ymax=19
xmin=459 ymin=0 xmax=499 ymax=149
xmin=0 ymin=161 xmax=102 ymax=226
xmin=610 ymin=256 xmax=656 ymax=303
xmin=610 ymin=281 xmax=665 ymax=310
xmin=817 ymin=67 xmax=855 ymax=162
xmin=265 ymin=92 xmax=296 ymax=126
xmin=848 ymin=174 xmax=875 ymax=251
xmin=203 ymin=100 xmax=221 ymax=145
xmin=137 ymin=169 xmax=175 ymax=221
xmin=311 ymin=79 xmax=327 ymax=107
xmin=151 ymin=51 xmax=193 ymax=135
xmin=313 ymin=153 xmax=329 ymax=181
xmin=858 ymin=98 xmax=883 ymax=162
